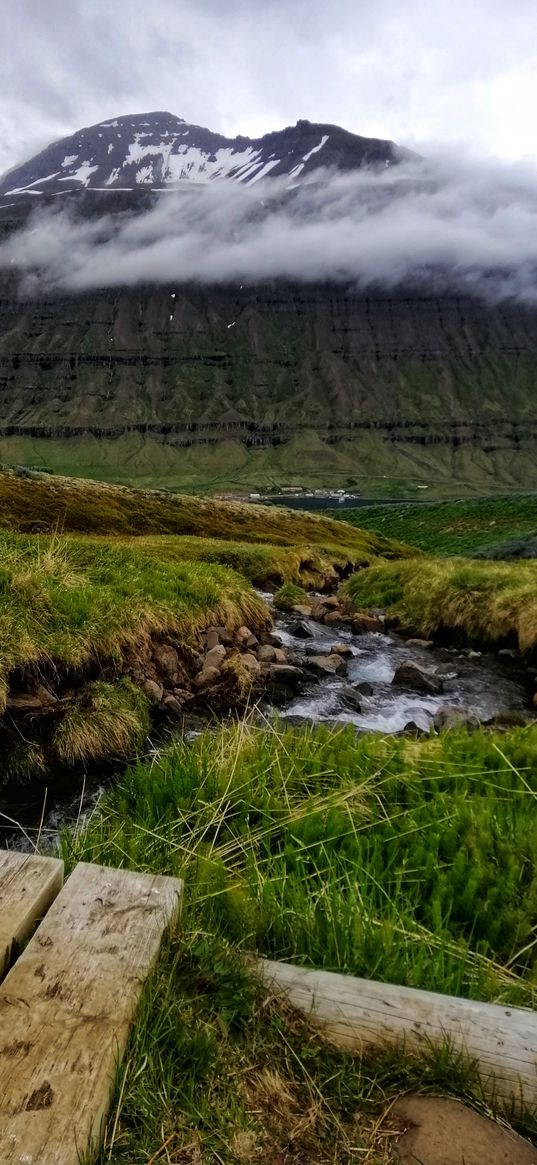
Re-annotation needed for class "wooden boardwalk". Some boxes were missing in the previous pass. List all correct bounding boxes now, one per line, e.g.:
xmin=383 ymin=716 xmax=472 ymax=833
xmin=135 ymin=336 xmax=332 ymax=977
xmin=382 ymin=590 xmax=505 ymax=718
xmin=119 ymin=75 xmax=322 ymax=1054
xmin=258 ymin=958 xmax=537 ymax=1111
xmin=0 ymin=853 xmax=182 ymax=1165
xmin=0 ymin=851 xmax=63 ymax=978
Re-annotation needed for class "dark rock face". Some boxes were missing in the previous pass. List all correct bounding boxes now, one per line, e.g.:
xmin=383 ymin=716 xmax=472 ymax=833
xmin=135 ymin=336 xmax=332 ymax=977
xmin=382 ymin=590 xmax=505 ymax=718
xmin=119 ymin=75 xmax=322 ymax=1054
xmin=0 ymin=277 xmax=535 ymax=486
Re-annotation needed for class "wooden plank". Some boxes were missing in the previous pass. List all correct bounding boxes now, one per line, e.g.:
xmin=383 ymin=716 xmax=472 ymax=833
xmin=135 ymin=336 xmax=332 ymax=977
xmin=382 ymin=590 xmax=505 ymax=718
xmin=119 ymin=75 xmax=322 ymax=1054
xmin=0 ymin=861 xmax=182 ymax=1165
xmin=257 ymin=958 xmax=537 ymax=1110
xmin=0 ymin=851 xmax=64 ymax=979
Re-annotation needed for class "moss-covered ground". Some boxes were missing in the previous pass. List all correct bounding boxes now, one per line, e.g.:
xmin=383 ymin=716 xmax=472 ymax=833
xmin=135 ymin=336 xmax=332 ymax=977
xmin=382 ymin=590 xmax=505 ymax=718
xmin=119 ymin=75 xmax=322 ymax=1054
xmin=333 ymin=495 xmax=537 ymax=556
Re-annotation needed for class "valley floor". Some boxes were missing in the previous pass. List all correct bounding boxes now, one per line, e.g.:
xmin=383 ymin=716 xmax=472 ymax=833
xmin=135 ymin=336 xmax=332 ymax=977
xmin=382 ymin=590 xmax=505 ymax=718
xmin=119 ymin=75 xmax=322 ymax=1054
xmin=1 ymin=469 xmax=537 ymax=1161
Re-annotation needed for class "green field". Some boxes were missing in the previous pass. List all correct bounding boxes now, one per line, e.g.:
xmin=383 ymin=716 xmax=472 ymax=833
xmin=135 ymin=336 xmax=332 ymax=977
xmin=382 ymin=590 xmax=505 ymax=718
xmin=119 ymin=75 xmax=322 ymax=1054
xmin=332 ymin=496 xmax=537 ymax=555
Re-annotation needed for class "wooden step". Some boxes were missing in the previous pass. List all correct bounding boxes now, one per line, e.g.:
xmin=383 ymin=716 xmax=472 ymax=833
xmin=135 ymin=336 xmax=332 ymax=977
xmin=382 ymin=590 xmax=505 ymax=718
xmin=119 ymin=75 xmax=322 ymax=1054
xmin=0 ymin=851 xmax=63 ymax=978
xmin=258 ymin=958 xmax=537 ymax=1110
xmin=0 ymin=861 xmax=182 ymax=1165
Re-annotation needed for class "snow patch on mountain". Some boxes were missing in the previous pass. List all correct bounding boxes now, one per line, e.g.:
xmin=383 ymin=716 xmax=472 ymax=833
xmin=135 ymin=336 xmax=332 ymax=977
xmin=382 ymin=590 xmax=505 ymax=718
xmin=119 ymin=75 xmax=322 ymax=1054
xmin=0 ymin=112 xmax=411 ymax=201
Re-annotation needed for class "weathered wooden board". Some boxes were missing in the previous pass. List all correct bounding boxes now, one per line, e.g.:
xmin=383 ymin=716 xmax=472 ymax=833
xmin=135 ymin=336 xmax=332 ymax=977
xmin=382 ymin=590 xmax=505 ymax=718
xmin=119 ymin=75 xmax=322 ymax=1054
xmin=0 ymin=851 xmax=64 ymax=979
xmin=258 ymin=958 xmax=537 ymax=1110
xmin=0 ymin=861 xmax=182 ymax=1165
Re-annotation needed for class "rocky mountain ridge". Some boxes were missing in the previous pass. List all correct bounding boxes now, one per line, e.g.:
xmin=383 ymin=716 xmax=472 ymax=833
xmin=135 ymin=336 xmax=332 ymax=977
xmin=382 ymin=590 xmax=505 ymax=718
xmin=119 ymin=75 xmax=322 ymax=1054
xmin=0 ymin=111 xmax=411 ymax=201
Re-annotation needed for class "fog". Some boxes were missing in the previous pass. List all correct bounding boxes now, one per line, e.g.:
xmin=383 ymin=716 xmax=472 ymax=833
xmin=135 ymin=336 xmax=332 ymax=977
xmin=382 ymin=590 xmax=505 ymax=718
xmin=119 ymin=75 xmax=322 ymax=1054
xmin=3 ymin=154 xmax=537 ymax=301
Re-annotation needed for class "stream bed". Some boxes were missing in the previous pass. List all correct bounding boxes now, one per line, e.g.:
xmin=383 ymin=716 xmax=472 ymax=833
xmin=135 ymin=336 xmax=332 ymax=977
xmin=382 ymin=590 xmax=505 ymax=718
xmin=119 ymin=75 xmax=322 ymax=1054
xmin=1 ymin=601 xmax=531 ymax=850
xmin=274 ymin=612 xmax=527 ymax=734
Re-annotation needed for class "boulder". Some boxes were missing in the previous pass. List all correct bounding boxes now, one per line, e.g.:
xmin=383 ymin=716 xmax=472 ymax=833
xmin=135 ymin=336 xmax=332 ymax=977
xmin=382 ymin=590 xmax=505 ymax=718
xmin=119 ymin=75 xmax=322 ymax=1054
xmin=406 ymin=638 xmax=434 ymax=649
xmin=152 ymin=643 xmax=180 ymax=683
xmin=388 ymin=1093 xmax=537 ymax=1165
xmin=245 ymin=633 xmax=259 ymax=650
xmin=236 ymin=625 xmax=253 ymax=646
xmin=205 ymin=628 xmax=220 ymax=651
xmin=258 ymin=644 xmax=276 ymax=663
xmin=269 ymin=664 xmax=304 ymax=685
xmin=324 ymin=610 xmax=345 ymax=626
xmin=267 ymin=632 xmax=283 ymax=647
xmin=434 ymin=705 xmax=481 ymax=731
xmin=392 ymin=660 xmax=444 ymax=695
xmin=307 ymin=654 xmax=347 ymax=676
xmin=330 ymin=643 xmax=354 ymax=658
xmin=288 ymin=619 xmax=313 ymax=639
xmin=214 ymin=625 xmax=235 ymax=646
xmin=314 ymin=595 xmax=340 ymax=612
xmin=352 ymin=612 xmax=385 ymax=634
xmin=162 ymin=695 xmax=184 ymax=718
xmin=142 ymin=679 xmax=164 ymax=704
xmin=291 ymin=604 xmax=313 ymax=618
xmin=193 ymin=665 xmax=221 ymax=690
xmin=204 ymin=645 xmax=227 ymax=670
xmin=355 ymin=680 xmax=374 ymax=696
xmin=241 ymin=652 xmax=261 ymax=678
xmin=338 ymin=686 xmax=364 ymax=711
xmin=273 ymin=647 xmax=288 ymax=664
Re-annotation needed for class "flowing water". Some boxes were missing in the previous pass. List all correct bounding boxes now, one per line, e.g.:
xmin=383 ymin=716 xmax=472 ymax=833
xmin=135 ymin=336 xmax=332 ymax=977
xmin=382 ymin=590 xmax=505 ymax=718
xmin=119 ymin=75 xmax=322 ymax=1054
xmin=0 ymin=601 xmax=530 ymax=849
xmin=274 ymin=612 xmax=527 ymax=734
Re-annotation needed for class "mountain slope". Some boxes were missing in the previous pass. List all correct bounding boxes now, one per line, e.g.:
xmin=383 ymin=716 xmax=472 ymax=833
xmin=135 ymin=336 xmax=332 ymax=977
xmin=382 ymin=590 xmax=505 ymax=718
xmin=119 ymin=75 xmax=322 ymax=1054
xmin=0 ymin=113 xmax=536 ymax=496
xmin=0 ymin=112 xmax=410 ymax=200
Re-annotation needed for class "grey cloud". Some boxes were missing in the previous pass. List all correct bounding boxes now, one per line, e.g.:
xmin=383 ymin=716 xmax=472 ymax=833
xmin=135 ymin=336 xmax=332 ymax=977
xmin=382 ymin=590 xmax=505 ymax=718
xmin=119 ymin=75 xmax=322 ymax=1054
xmin=1 ymin=0 xmax=537 ymax=176
xmin=4 ymin=155 xmax=537 ymax=301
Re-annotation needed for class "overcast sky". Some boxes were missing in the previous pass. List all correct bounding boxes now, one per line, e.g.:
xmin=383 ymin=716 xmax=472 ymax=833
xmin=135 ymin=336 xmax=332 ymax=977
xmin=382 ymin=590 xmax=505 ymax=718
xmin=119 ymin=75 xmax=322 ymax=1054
xmin=0 ymin=0 xmax=536 ymax=174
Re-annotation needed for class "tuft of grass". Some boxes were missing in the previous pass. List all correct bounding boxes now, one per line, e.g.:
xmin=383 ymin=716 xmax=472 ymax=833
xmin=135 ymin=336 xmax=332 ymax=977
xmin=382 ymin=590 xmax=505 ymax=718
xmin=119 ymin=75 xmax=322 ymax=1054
xmin=346 ymin=556 xmax=537 ymax=650
xmin=52 ymin=679 xmax=150 ymax=765
xmin=273 ymin=581 xmax=310 ymax=611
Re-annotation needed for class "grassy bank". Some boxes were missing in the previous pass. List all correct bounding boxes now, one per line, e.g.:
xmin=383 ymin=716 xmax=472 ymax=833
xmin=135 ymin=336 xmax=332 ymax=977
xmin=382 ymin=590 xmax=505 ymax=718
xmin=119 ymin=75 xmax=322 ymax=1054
xmin=61 ymin=719 xmax=537 ymax=1161
xmin=0 ymin=531 xmax=270 ymax=708
xmin=0 ymin=466 xmax=407 ymax=559
xmin=347 ymin=556 xmax=537 ymax=651
xmin=332 ymin=495 xmax=537 ymax=556
xmin=0 ymin=470 xmax=412 ymax=780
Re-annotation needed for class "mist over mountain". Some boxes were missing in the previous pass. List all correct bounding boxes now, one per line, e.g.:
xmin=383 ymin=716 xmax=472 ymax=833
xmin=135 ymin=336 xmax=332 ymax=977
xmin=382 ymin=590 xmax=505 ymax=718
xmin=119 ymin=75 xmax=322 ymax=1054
xmin=1 ymin=112 xmax=537 ymax=496
xmin=1 ymin=113 xmax=537 ymax=302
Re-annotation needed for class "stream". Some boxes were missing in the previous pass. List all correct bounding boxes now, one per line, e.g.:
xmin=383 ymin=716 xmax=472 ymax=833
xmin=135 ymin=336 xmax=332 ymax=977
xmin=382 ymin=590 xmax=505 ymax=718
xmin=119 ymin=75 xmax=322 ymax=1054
xmin=272 ymin=609 xmax=527 ymax=734
xmin=0 ymin=600 xmax=531 ymax=851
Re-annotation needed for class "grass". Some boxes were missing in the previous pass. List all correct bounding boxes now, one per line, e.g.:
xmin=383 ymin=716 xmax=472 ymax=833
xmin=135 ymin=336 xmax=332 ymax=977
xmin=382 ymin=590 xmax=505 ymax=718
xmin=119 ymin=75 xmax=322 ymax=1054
xmin=0 ymin=466 xmax=408 ymax=560
xmin=0 ymin=532 xmax=269 ymax=710
xmin=82 ymin=933 xmax=491 ymax=1165
xmin=273 ymin=581 xmax=310 ymax=611
xmin=52 ymin=679 xmax=150 ymax=765
xmin=346 ymin=556 xmax=537 ymax=651
xmin=333 ymin=495 xmax=537 ymax=556
xmin=119 ymin=534 xmax=368 ymax=589
xmin=61 ymin=719 xmax=537 ymax=1161
xmin=64 ymin=720 xmax=537 ymax=1004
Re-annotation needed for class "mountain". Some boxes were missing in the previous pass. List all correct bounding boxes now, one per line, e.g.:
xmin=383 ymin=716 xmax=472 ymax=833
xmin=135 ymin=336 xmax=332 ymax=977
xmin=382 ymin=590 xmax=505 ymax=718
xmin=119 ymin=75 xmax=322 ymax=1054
xmin=0 ymin=112 xmax=410 ymax=201
xmin=0 ymin=114 xmax=536 ymax=498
